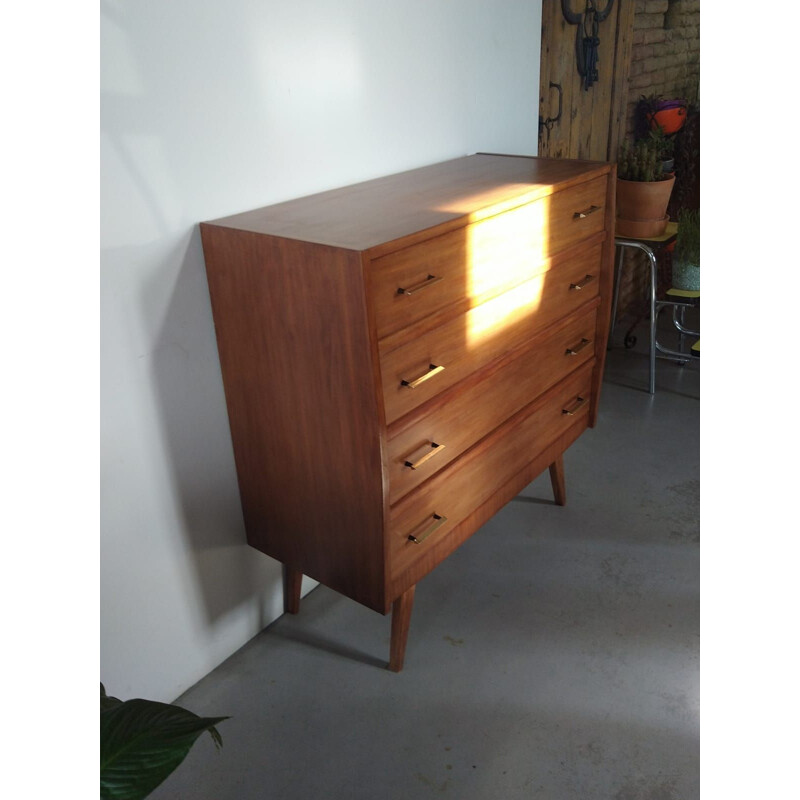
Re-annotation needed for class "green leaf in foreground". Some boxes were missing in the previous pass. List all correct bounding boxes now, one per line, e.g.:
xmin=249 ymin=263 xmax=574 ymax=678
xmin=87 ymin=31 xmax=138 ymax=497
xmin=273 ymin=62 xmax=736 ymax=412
xmin=100 ymin=686 xmax=229 ymax=800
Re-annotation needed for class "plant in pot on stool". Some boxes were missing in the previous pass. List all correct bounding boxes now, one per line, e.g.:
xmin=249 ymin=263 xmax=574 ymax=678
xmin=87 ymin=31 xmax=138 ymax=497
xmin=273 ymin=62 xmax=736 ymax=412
xmin=647 ymin=126 xmax=676 ymax=174
xmin=672 ymin=209 xmax=700 ymax=291
xmin=616 ymin=137 xmax=676 ymax=238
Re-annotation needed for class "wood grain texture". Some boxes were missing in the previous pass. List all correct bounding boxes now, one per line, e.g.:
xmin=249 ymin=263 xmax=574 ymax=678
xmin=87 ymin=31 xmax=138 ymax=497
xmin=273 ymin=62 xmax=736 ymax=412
xmin=200 ymin=155 xmax=615 ymax=658
xmin=206 ymin=154 xmax=610 ymax=253
xmin=369 ymin=176 xmax=607 ymax=341
xmin=388 ymin=585 xmax=416 ymax=672
xmin=200 ymin=226 xmax=387 ymax=611
xmin=388 ymin=363 xmax=594 ymax=586
xmin=284 ymin=566 xmax=302 ymax=615
xmin=380 ymin=245 xmax=602 ymax=425
xmin=388 ymin=413 xmax=592 ymax=602
xmin=549 ymin=455 xmax=567 ymax=506
xmin=538 ymin=1 xmax=627 ymax=161
xmin=385 ymin=307 xmax=598 ymax=504
xmin=539 ymin=7 xmax=577 ymax=158
xmin=589 ymin=162 xmax=617 ymax=428
xmin=607 ymin=0 xmax=637 ymax=162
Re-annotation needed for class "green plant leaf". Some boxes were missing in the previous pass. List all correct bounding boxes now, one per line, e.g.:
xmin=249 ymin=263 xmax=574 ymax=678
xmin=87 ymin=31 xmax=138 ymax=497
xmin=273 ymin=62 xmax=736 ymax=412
xmin=101 ymin=683 xmax=123 ymax=712
xmin=100 ymin=690 xmax=229 ymax=800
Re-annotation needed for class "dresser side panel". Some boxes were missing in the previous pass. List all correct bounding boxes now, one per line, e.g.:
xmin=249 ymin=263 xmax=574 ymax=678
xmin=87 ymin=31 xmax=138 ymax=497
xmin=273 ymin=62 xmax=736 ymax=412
xmin=200 ymin=225 xmax=386 ymax=611
xmin=590 ymin=165 xmax=617 ymax=426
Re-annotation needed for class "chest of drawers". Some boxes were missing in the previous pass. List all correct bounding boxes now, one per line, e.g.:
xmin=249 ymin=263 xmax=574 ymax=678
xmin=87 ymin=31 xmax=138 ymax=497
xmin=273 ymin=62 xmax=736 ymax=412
xmin=200 ymin=154 xmax=616 ymax=671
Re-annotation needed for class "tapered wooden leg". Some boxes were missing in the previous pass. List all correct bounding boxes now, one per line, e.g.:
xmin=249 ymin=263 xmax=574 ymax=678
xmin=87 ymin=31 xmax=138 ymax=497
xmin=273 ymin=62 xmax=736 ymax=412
xmin=388 ymin=585 xmax=416 ymax=672
xmin=549 ymin=455 xmax=566 ymax=506
xmin=283 ymin=566 xmax=302 ymax=614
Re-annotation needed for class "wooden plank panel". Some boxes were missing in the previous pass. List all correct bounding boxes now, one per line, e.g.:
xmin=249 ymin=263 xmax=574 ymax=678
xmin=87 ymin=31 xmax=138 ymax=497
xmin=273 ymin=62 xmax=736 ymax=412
xmin=607 ymin=0 xmax=637 ymax=161
xmin=540 ymin=1 xmax=628 ymax=161
xmin=539 ymin=5 xmax=577 ymax=158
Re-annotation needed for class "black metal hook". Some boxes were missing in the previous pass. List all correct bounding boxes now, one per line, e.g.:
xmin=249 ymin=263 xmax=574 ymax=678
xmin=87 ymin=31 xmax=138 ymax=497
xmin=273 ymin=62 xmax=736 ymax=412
xmin=539 ymin=82 xmax=563 ymax=136
xmin=561 ymin=0 xmax=615 ymax=90
xmin=561 ymin=0 xmax=614 ymax=24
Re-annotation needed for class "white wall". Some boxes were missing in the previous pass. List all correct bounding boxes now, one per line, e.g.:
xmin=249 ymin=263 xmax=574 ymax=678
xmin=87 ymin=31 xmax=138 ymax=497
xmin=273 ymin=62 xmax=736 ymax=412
xmin=101 ymin=0 xmax=542 ymax=702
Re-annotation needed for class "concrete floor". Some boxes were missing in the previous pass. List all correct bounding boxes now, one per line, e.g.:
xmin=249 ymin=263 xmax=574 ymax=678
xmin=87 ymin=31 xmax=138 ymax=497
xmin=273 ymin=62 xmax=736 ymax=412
xmin=152 ymin=317 xmax=699 ymax=800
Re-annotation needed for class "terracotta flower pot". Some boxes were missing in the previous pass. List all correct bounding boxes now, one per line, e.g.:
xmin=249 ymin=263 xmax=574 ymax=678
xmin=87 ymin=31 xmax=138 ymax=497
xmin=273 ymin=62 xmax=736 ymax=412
xmin=616 ymin=175 xmax=675 ymax=238
xmin=616 ymin=215 xmax=670 ymax=238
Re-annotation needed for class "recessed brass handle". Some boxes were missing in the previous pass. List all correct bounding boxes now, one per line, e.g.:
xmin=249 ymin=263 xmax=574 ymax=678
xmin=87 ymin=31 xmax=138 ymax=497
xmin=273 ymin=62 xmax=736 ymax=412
xmin=562 ymin=396 xmax=586 ymax=416
xmin=400 ymin=363 xmax=445 ymax=389
xmin=573 ymin=204 xmax=601 ymax=219
xmin=407 ymin=513 xmax=447 ymax=544
xmin=565 ymin=338 xmax=592 ymax=356
xmin=397 ymin=274 xmax=443 ymax=296
xmin=569 ymin=274 xmax=595 ymax=291
xmin=404 ymin=442 xmax=446 ymax=470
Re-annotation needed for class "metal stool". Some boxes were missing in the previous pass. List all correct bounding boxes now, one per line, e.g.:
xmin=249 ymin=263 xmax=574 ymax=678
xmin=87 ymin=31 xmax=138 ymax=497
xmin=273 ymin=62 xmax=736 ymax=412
xmin=611 ymin=223 xmax=698 ymax=394
xmin=654 ymin=287 xmax=700 ymax=365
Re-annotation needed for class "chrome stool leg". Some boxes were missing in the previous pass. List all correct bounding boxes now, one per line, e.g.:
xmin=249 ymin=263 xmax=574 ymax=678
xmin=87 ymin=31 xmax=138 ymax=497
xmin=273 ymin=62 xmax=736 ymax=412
xmin=609 ymin=244 xmax=625 ymax=346
xmin=613 ymin=239 xmax=660 ymax=395
xmin=647 ymin=246 xmax=657 ymax=395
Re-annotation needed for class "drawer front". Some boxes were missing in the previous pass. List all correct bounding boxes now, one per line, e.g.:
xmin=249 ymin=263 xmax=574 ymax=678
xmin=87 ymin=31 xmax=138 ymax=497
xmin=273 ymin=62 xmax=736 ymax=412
xmin=388 ymin=363 xmax=594 ymax=579
xmin=380 ymin=243 xmax=601 ymax=425
xmin=369 ymin=176 xmax=608 ymax=341
xmin=386 ymin=307 xmax=598 ymax=504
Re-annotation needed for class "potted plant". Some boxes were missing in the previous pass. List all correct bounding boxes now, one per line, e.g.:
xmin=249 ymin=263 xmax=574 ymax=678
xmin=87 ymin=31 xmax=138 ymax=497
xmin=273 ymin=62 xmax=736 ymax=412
xmin=647 ymin=126 xmax=675 ymax=174
xmin=100 ymin=683 xmax=229 ymax=800
xmin=636 ymin=94 xmax=687 ymax=136
xmin=671 ymin=209 xmax=699 ymax=291
xmin=616 ymin=137 xmax=676 ymax=238
xmin=649 ymin=98 xmax=687 ymax=135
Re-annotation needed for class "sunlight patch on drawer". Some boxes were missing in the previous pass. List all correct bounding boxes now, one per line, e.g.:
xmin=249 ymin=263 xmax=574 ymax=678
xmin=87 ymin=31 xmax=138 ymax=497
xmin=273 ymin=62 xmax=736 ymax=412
xmin=464 ymin=195 xmax=549 ymax=345
xmin=464 ymin=278 xmax=546 ymax=345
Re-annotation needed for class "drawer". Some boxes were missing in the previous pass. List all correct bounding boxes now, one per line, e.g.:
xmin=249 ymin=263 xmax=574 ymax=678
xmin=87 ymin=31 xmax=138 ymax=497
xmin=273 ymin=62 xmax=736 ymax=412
xmin=380 ymin=243 xmax=601 ymax=425
xmin=386 ymin=307 xmax=598 ymax=504
xmin=369 ymin=175 xmax=608 ymax=341
xmin=388 ymin=362 xmax=594 ymax=580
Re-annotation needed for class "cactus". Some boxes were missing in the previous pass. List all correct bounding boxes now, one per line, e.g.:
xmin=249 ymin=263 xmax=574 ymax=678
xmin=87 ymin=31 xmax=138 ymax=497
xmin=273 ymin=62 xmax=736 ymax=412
xmin=617 ymin=136 xmax=670 ymax=182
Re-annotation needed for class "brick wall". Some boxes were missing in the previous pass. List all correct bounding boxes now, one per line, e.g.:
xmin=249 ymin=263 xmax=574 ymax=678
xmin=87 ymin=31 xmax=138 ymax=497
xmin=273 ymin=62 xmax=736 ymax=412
xmin=627 ymin=0 xmax=700 ymax=132
xmin=613 ymin=0 xmax=700 ymax=335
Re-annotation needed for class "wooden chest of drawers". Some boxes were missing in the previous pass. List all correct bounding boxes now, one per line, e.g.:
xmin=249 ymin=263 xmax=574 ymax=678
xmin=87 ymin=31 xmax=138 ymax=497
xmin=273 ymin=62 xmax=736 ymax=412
xmin=200 ymin=154 xmax=616 ymax=671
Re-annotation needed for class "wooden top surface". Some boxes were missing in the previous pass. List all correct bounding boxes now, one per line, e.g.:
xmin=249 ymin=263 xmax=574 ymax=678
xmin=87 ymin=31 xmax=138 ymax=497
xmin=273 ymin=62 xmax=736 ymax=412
xmin=203 ymin=153 xmax=612 ymax=251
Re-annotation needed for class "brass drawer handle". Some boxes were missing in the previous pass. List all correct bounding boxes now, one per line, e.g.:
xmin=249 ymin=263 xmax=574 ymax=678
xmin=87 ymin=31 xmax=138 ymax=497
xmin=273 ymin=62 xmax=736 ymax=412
xmin=573 ymin=204 xmax=601 ymax=219
xmin=397 ymin=274 xmax=443 ymax=296
xmin=408 ymin=513 xmax=447 ymax=544
xmin=401 ymin=363 xmax=445 ymax=389
xmin=404 ymin=442 xmax=446 ymax=470
xmin=562 ymin=396 xmax=586 ymax=416
xmin=569 ymin=274 xmax=595 ymax=291
xmin=565 ymin=337 xmax=592 ymax=356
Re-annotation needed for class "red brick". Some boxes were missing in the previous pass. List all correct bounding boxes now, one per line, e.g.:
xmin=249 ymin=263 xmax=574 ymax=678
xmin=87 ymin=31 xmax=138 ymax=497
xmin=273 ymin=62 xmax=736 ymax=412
xmin=629 ymin=72 xmax=657 ymax=90
xmin=632 ymin=44 xmax=655 ymax=61
xmin=634 ymin=13 xmax=665 ymax=29
xmin=643 ymin=56 xmax=668 ymax=73
xmin=644 ymin=28 xmax=667 ymax=44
